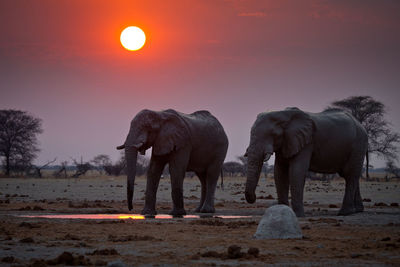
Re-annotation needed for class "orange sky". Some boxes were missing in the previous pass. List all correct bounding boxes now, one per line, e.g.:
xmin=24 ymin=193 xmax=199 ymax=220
xmin=1 ymin=0 xmax=400 ymax=165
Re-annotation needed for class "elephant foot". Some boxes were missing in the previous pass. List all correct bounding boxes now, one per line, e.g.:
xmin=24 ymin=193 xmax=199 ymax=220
xmin=169 ymin=208 xmax=186 ymax=216
xmin=337 ymin=207 xmax=356 ymax=216
xmin=200 ymin=205 xmax=215 ymax=213
xmin=291 ymin=203 xmax=305 ymax=217
xmin=355 ymin=204 xmax=364 ymax=213
xmin=140 ymin=207 xmax=157 ymax=216
xmin=194 ymin=206 xmax=201 ymax=213
xmin=294 ymin=210 xmax=305 ymax=217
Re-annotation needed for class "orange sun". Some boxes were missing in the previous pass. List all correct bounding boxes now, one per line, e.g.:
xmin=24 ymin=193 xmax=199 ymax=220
xmin=120 ymin=26 xmax=146 ymax=51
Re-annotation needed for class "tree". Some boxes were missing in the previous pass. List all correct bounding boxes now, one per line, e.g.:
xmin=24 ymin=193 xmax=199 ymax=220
xmin=223 ymin=161 xmax=244 ymax=176
xmin=385 ymin=160 xmax=400 ymax=179
xmin=34 ymin=158 xmax=57 ymax=178
xmin=0 ymin=110 xmax=43 ymax=176
xmin=91 ymin=154 xmax=111 ymax=174
xmin=71 ymin=157 xmax=92 ymax=178
xmin=328 ymin=96 xmax=400 ymax=179
xmin=237 ymin=155 xmax=248 ymax=176
xmin=53 ymin=161 xmax=69 ymax=178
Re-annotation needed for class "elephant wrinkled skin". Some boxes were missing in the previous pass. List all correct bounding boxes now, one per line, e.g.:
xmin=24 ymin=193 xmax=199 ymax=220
xmin=118 ymin=109 xmax=228 ymax=216
xmin=245 ymin=107 xmax=368 ymax=217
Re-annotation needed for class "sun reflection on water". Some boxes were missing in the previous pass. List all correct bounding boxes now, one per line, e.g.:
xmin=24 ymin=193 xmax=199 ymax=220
xmin=20 ymin=214 xmax=251 ymax=220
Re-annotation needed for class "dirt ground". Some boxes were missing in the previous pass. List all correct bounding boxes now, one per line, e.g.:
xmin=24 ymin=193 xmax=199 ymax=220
xmin=0 ymin=176 xmax=399 ymax=266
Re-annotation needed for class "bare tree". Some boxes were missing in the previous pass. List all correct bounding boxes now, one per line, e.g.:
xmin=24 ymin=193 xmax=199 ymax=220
xmin=103 ymin=152 xmax=149 ymax=177
xmin=328 ymin=96 xmax=400 ymax=179
xmin=71 ymin=157 xmax=92 ymax=178
xmin=53 ymin=161 xmax=69 ymax=178
xmin=91 ymin=154 xmax=111 ymax=174
xmin=0 ymin=110 xmax=43 ymax=176
xmin=34 ymin=158 xmax=57 ymax=178
xmin=385 ymin=160 xmax=400 ymax=179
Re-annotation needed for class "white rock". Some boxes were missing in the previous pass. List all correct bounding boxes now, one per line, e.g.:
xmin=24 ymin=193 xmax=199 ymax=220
xmin=254 ymin=204 xmax=302 ymax=239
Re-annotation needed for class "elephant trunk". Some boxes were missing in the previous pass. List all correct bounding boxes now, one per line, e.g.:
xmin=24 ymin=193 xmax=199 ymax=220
xmin=245 ymin=153 xmax=264 ymax=204
xmin=125 ymin=147 xmax=138 ymax=211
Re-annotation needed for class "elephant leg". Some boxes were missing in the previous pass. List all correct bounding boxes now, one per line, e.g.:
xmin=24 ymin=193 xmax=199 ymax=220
xmin=339 ymin=150 xmax=365 ymax=216
xmin=338 ymin=176 xmax=357 ymax=215
xmin=168 ymin=151 xmax=190 ymax=216
xmin=355 ymin=181 xmax=364 ymax=213
xmin=274 ymin=155 xmax=289 ymax=205
xmin=288 ymin=145 xmax=312 ymax=217
xmin=194 ymin=171 xmax=207 ymax=212
xmin=141 ymin=157 xmax=166 ymax=216
xmin=199 ymin=165 xmax=220 ymax=213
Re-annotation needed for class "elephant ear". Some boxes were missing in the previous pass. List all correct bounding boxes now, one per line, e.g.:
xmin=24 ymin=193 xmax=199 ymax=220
xmin=282 ymin=110 xmax=314 ymax=158
xmin=153 ymin=110 xmax=190 ymax=155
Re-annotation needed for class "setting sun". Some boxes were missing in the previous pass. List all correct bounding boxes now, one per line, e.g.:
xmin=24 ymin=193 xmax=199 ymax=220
xmin=120 ymin=26 xmax=146 ymax=51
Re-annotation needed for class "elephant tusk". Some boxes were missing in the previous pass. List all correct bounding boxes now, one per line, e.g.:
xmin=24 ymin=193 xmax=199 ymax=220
xmin=116 ymin=144 xmax=125 ymax=150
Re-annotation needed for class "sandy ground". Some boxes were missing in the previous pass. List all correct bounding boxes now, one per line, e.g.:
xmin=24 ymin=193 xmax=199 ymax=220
xmin=0 ymin=176 xmax=399 ymax=266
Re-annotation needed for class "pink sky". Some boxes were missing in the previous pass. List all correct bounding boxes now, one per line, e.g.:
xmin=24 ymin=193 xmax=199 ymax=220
xmin=1 ymin=0 xmax=399 ymax=167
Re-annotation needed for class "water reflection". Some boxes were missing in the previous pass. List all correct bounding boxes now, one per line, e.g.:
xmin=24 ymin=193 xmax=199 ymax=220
xmin=20 ymin=214 xmax=251 ymax=220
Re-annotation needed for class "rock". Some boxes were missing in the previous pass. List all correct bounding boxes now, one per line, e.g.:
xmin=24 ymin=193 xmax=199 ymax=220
xmin=247 ymin=247 xmax=259 ymax=257
xmin=227 ymin=245 xmax=243 ymax=259
xmin=254 ymin=205 xmax=302 ymax=239
xmin=20 ymin=237 xmax=34 ymax=243
xmin=2 ymin=256 xmax=15 ymax=263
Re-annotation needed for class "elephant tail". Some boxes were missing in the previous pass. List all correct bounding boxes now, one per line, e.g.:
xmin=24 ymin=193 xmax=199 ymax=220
xmin=220 ymin=169 xmax=224 ymax=191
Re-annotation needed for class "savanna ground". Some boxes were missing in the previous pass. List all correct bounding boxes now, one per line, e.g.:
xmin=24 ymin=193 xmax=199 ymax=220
xmin=0 ymin=175 xmax=399 ymax=266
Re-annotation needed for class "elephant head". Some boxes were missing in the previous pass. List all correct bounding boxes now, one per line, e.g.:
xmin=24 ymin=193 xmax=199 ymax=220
xmin=245 ymin=108 xmax=314 ymax=203
xmin=117 ymin=109 xmax=189 ymax=210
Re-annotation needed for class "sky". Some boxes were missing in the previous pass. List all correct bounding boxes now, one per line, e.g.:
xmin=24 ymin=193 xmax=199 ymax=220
xmin=1 ymin=0 xmax=400 ymax=167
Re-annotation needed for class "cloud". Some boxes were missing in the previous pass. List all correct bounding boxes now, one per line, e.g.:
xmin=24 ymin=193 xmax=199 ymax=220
xmin=237 ymin=11 xmax=266 ymax=17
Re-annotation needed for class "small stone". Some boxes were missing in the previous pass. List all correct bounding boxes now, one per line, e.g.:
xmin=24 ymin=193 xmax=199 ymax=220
xmin=227 ymin=245 xmax=242 ymax=259
xmin=247 ymin=247 xmax=259 ymax=257
xmin=20 ymin=237 xmax=34 ymax=243
xmin=2 ymin=256 xmax=15 ymax=263
xmin=95 ymin=260 xmax=108 ymax=266
xmin=254 ymin=205 xmax=302 ymax=239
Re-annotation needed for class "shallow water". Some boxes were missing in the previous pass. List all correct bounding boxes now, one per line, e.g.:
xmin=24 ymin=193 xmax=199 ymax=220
xmin=19 ymin=214 xmax=251 ymax=220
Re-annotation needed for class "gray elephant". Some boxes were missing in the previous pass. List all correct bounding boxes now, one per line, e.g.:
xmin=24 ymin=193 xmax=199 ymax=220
xmin=244 ymin=107 xmax=368 ymax=217
xmin=117 ymin=109 xmax=228 ymax=216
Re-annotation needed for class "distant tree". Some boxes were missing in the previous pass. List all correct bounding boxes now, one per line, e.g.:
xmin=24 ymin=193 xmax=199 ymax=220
xmin=237 ymin=155 xmax=248 ymax=176
xmin=53 ymin=161 xmax=68 ymax=178
xmin=33 ymin=158 xmax=57 ymax=178
xmin=0 ymin=110 xmax=43 ymax=176
xmin=104 ymin=155 xmax=125 ymax=176
xmin=91 ymin=154 xmax=111 ymax=174
xmin=136 ymin=154 xmax=150 ymax=176
xmin=102 ymin=152 xmax=149 ymax=177
xmin=223 ymin=161 xmax=244 ymax=176
xmin=261 ymin=162 xmax=273 ymax=178
xmin=385 ymin=160 xmax=400 ymax=179
xmin=71 ymin=157 xmax=92 ymax=178
xmin=327 ymin=96 xmax=400 ymax=179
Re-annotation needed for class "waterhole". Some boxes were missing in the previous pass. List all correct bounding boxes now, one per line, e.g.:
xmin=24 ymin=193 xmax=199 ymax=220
xmin=19 ymin=214 xmax=251 ymax=220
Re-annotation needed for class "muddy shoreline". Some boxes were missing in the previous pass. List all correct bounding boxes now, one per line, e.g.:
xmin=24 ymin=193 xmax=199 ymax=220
xmin=1 ymin=177 xmax=399 ymax=266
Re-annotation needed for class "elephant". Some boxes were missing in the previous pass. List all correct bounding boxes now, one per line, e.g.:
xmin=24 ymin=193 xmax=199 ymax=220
xmin=244 ymin=107 xmax=368 ymax=217
xmin=117 ymin=109 xmax=228 ymax=216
